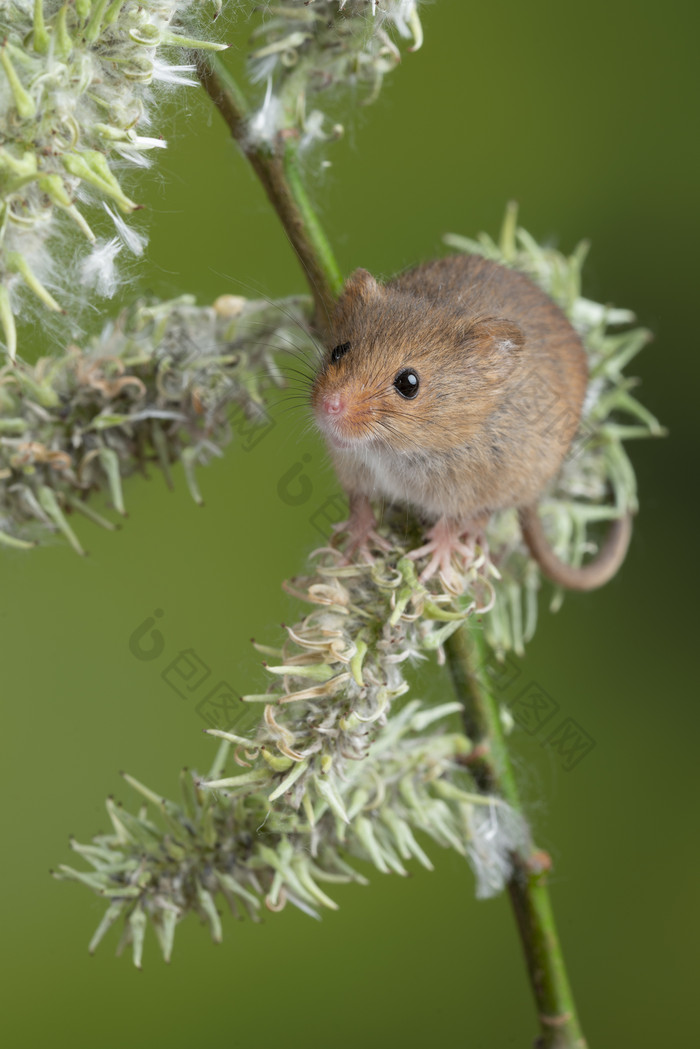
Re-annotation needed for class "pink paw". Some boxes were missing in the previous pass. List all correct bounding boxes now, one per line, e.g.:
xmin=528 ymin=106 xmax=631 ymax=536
xmin=332 ymin=494 xmax=392 ymax=563
xmin=408 ymin=517 xmax=485 ymax=589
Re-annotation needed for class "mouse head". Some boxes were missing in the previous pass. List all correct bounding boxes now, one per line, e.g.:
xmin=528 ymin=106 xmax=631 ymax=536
xmin=312 ymin=268 xmax=525 ymax=454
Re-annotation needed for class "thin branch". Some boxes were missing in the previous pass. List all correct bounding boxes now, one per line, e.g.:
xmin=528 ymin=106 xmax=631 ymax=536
xmin=197 ymin=41 xmax=589 ymax=1049
xmin=195 ymin=54 xmax=344 ymax=335
xmin=445 ymin=624 xmax=587 ymax=1049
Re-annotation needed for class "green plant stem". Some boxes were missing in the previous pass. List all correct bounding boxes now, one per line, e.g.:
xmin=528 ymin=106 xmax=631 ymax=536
xmin=195 ymin=54 xmax=343 ymax=333
xmin=198 ymin=44 xmax=587 ymax=1049
xmin=445 ymin=623 xmax=587 ymax=1049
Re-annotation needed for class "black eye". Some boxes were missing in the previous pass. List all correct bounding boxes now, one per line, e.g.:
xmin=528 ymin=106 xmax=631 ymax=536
xmin=331 ymin=342 xmax=350 ymax=363
xmin=393 ymin=368 xmax=420 ymax=399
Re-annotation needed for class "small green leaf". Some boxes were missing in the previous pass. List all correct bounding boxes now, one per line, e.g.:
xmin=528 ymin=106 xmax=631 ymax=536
xmin=0 ymin=47 xmax=36 ymax=119
xmin=37 ymin=486 xmax=85 ymax=555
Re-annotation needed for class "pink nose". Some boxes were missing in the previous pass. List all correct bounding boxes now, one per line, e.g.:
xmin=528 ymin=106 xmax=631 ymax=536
xmin=322 ymin=392 xmax=345 ymax=415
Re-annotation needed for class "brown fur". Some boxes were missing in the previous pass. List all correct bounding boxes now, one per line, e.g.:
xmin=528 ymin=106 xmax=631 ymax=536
xmin=311 ymin=255 xmax=630 ymax=589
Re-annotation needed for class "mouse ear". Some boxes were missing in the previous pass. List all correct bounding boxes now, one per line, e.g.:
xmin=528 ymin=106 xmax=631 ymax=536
xmin=333 ymin=268 xmax=382 ymax=323
xmin=467 ymin=318 xmax=525 ymax=354
xmin=342 ymin=269 xmax=382 ymax=299
xmin=462 ymin=318 xmax=525 ymax=383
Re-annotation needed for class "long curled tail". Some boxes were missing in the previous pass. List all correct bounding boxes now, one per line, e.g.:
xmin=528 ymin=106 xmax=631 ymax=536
xmin=519 ymin=505 xmax=633 ymax=591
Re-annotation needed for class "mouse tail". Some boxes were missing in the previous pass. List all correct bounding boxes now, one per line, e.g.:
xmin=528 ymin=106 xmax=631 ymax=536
xmin=518 ymin=505 xmax=632 ymax=591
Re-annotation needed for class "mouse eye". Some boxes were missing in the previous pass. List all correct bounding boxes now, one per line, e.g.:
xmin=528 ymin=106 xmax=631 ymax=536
xmin=331 ymin=342 xmax=350 ymax=363
xmin=393 ymin=368 xmax=420 ymax=399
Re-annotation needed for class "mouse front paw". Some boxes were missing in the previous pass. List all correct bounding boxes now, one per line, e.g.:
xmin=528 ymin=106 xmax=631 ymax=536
xmin=331 ymin=493 xmax=392 ymax=564
xmin=409 ymin=516 xmax=488 ymax=590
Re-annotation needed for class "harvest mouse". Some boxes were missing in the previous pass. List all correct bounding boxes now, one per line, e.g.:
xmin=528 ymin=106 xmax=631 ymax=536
xmin=311 ymin=254 xmax=631 ymax=590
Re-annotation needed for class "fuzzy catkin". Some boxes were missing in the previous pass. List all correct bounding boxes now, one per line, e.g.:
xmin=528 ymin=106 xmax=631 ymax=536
xmin=53 ymin=208 xmax=661 ymax=963
xmin=57 ymin=546 xmax=530 ymax=966
xmin=0 ymin=1 xmax=227 ymax=359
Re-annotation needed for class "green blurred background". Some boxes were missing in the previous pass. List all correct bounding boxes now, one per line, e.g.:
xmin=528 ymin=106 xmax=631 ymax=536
xmin=2 ymin=1 xmax=697 ymax=1045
